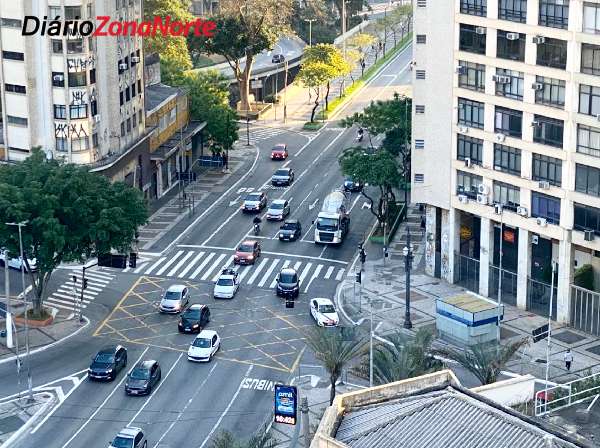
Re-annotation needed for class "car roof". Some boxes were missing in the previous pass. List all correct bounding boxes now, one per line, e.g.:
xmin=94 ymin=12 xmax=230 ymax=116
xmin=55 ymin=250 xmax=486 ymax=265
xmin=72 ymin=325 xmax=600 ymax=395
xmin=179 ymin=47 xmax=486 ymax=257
xmin=272 ymin=144 xmax=286 ymax=149
xmin=98 ymin=345 xmax=121 ymax=355
xmin=117 ymin=427 xmax=142 ymax=438
xmin=196 ymin=329 xmax=217 ymax=339
xmin=217 ymin=274 xmax=235 ymax=280
xmin=187 ymin=304 xmax=206 ymax=310
xmin=283 ymin=219 xmax=299 ymax=225
xmin=272 ymin=199 xmax=287 ymax=205
xmin=134 ymin=360 xmax=156 ymax=370
xmin=280 ymin=267 xmax=297 ymax=275
xmin=314 ymin=297 xmax=334 ymax=306
xmin=275 ymin=168 xmax=291 ymax=173
xmin=166 ymin=284 xmax=186 ymax=292
xmin=241 ymin=240 xmax=257 ymax=246
xmin=246 ymin=191 xmax=263 ymax=196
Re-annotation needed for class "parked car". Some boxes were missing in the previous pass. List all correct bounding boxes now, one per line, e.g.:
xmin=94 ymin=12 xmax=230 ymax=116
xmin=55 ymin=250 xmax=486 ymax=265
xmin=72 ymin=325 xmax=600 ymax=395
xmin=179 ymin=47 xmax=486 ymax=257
xmin=310 ymin=298 xmax=340 ymax=327
xmin=271 ymin=144 xmax=288 ymax=160
xmin=88 ymin=345 xmax=128 ymax=381
xmin=343 ymin=177 xmax=363 ymax=192
xmin=271 ymin=168 xmax=294 ymax=186
xmin=278 ymin=220 xmax=302 ymax=241
xmin=234 ymin=240 xmax=261 ymax=265
xmin=213 ymin=269 xmax=240 ymax=299
xmin=124 ymin=360 xmax=161 ymax=396
xmin=242 ymin=191 xmax=267 ymax=212
xmin=188 ymin=330 xmax=221 ymax=362
xmin=0 ymin=250 xmax=37 ymax=272
xmin=178 ymin=304 xmax=210 ymax=333
xmin=159 ymin=285 xmax=189 ymax=313
xmin=272 ymin=54 xmax=285 ymax=63
xmin=109 ymin=427 xmax=147 ymax=448
xmin=266 ymin=199 xmax=290 ymax=221
xmin=275 ymin=267 xmax=300 ymax=298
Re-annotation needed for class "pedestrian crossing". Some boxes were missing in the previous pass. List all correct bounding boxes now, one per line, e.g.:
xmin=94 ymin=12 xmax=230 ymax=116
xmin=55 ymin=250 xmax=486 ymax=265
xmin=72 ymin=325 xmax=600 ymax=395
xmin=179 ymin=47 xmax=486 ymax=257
xmin=126 ymin=249 xmax=346 ymax=293
xmin=45 ymin=269 xmax=115 ymax=313
xmin=250 ymin=127 xmax=287 ymax=142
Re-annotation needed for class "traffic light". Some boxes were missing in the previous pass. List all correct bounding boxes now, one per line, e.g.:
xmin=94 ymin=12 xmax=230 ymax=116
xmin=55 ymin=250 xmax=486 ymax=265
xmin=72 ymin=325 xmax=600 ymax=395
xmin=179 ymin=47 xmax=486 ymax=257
xmin=83 ymin=278 xmax=88 ymax=290
xmin=129 ymin=252 xmax=137 ymax=268
xmin=360 ymin=249 xmax=366 ymax=264
xmin=384 ymin=247 xmax=389 ymax=258
xmin=355 ymin=272 xmax=361 ymax=284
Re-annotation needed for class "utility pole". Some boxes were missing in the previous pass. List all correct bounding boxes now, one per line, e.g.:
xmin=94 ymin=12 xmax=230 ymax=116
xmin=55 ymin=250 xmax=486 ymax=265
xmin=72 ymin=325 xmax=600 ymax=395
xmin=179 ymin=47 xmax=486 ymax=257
xmin=283 ymin=60 xmax=288 ymax=123
xmin=369 ymin=300 xmax=374 ymax=387
xmin=4 ymin=250 xmax=11 ymax=349
xmin=304 ymin=19 xmax=315 ymax=47
xmin=79 ymin=267 xmax=87 ymax=324
xmin=496 ymin=204 xmax=504 ymax=343
xmin=543 ymin=260 xmax=557 ymax=413
xmin=403 ymin=229 xmax=413 ymax=329
xmin=301 ymin=397 xmax=310 ymax=446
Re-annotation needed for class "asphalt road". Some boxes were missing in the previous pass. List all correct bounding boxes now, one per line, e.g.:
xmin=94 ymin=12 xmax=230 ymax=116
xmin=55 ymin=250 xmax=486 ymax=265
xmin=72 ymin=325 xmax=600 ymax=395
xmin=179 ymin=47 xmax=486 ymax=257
xmin=2 ymin=42 xmax=413 ymax=448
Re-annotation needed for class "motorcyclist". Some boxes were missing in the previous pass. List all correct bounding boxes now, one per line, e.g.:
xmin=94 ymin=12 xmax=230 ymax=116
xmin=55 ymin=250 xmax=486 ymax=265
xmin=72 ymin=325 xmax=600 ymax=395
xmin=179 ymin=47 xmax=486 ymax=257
xmin=357 ymin=127 xmax=364 ymax=142
xmin=253 ymin=216 xmax=262 ymax=234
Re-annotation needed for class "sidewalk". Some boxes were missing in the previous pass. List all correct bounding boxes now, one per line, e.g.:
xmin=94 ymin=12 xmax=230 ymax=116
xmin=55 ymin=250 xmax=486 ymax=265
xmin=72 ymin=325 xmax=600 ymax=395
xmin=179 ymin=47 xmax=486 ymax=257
xmin=0 ymin=393 xmax=53 ymax=447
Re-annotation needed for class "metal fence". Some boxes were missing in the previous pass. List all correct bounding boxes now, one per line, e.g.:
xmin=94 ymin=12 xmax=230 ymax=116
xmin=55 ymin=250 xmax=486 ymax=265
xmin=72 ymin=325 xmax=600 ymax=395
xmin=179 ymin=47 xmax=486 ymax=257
xmin=535 ymin=371 xmax=600 ymax=417
xmin=571 ymin=285 xmax=600 ymax=336
xmin=527 ymin=277 xmax=557 ymax=320
xmin=488 ymin=266 xmax=518 ymax=306
xmin=454 ymin=253 xmax=480 ymax=293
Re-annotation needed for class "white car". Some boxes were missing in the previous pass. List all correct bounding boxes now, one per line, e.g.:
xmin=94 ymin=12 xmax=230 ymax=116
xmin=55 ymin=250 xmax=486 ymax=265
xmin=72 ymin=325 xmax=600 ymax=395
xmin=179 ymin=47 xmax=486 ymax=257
xmin=0 ymin=250 xmax=37 ymax=272
xmin=187 ymin=330 xmax=220 ymax=362
xmin=310 ymin=298 xmax=340 ymax=327
xmin=213 ymin=270 xmax=240 ymax=299
xmin=266 ymin=199 xmax=290 ymax=221
xmin=159 ymin=284 xmax=189 ymax=314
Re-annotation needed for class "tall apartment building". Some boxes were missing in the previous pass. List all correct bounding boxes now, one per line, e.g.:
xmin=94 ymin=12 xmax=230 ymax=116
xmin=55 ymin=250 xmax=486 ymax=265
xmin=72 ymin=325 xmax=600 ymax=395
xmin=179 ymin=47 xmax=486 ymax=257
xmin=0 ymin=0 xmax=149 ymax=189
xmin=190 ymin=0 xmax=219 ymax=16
xmin=412 ymin=0 xmax=600 ymax=329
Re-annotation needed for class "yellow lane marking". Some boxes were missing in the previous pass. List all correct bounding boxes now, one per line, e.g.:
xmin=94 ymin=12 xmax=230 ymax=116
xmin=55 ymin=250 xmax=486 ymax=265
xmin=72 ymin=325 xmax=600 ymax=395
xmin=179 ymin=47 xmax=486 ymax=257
xmin=94 ymin=276 xmax=144 ymax=336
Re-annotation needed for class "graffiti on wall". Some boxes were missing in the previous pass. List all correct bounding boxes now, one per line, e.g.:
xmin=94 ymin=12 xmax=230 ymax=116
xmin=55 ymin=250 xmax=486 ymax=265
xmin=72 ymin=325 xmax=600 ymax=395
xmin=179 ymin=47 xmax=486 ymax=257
xmin=67 ymin=55 xmax=96 ymax=72
xmin=70 ymin=89 xmax=87 ymax=105
xmin=424 ymin=206 xmax=435 ymax=276
xmin=55 ymin=122 xmax=88 ymax=138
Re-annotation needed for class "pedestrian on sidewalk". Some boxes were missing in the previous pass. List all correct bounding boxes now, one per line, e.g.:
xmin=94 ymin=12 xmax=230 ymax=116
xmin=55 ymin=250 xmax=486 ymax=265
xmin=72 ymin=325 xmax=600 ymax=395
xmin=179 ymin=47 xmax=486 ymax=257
xmin=564 ymin=349 xmax=573 ymax=371
xmin=420 ymin=216 xmax=426 ymax=236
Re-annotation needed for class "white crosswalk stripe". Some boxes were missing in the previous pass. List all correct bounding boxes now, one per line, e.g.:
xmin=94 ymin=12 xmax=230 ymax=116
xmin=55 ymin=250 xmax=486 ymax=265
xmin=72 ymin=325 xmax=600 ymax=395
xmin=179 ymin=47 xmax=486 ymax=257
xmin=45 ymin=269 xmax=115 ymax=313
xmin=201 ymin=253 xmax=226 ymax=281
xmin=178 ymin=252 xmax=205 ymax=278
xmin=167 ymin=251 xmax=195 ymax=277
xmin=259 ymin=259 xmax=280 ymax=288
xmin=247 ymin=258 xmax=269 ymax=285
xmin=335 ymin=268 xmax=346 ymax=281
xmin=155 ymin=250 xmax=184 ymax=276
xmin=190 ymin=252 xmax=214 ymax=279
xmin=324 ymin=266 xmax=335 ymax=279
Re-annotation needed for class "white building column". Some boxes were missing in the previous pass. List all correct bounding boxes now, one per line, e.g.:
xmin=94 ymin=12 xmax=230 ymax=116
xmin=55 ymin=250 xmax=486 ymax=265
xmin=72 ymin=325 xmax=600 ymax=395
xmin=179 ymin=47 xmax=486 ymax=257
xmin=424 ymin=205 xmax=437 ymax=277
xmin=479 ymin=217 xmax=493 ymax=297
xmin=445 ymin=208 xmax=461 ymax=283
xmin=516 ymin=228 xmax=531 ymax=310
xmin=157 ymin=163 xmax=164 ymax=198
xmin=557 ymin=237 xmax=574 ymax=324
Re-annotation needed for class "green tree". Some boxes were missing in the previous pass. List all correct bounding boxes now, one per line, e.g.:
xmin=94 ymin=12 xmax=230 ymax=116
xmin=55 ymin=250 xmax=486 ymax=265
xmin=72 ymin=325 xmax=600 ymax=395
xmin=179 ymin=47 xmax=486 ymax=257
xmin=0 ymin=149 xmax=147 ymax=318
xmin=302 ymin=44 xmax=351 ymax=109
xmin=188 ymin=0 xmax=293 ymax=114
xmin=434 ymin=339 xmax=529 ymax=385
xmin=304 ymin=327 xmax=366 ymax=405
xmin=144 ymin=0 xmax=194 ymax=84
xmin=347 ymin=33 xmax=375 ymax=77
xmin=387 ymin=5 xmax=412 ymax=46
xmin=296 ymin=61 xmax=337 ymax=122
xmin=211 ymin=424 xmax=274 ymax=448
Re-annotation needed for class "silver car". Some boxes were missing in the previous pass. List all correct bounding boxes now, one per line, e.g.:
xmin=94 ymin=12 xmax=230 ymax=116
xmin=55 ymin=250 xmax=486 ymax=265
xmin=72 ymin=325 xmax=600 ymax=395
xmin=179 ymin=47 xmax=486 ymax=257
xmin=266 ymin=199 xmax=290 ymax=221
xmin=159 ymin=285 xmax=189 ymax=314
xmin=109 ymin=427 xmax=147 ymax=448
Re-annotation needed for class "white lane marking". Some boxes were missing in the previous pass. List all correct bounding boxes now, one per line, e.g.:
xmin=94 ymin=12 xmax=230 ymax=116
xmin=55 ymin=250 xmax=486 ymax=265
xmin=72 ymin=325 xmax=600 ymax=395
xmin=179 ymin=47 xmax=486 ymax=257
xmin=319 ymin=244 xmax=327 ymax=258
xmin=167 ymin=251 xmax=195 ymax=277
xmin=56 ymin=289 xmax=95 ymax=300
xmin=282 ymin=160 xmax=291 ymax=168
xmin=198 ymin=365 xmax=254 ymax=448
xmin=179 ymin=252 xmax=205 ymax=278
xmin=298 ymin=262 xmax=313 ymax=285
xmin=303 ymin=264 xmax=322 ymax=293
xmin=239 ymin=378 xmax=277 ymax=391
xmin=260 ymin=250 xmax=347 ymax=265
xmin=144 ymin=257 xmax=167 ymax=275
xmin=247 ymin=258 xmax=269 ymax=285
xmin=292 ymin=261 xmax=302 ymax=271
xmin=61 ymin=347 xmax=150 ymax=448
xmin=324 ymin=266 xmax=335 ymax=279
xmin=202 ymin=207 xmax=244 ymax=246
xmin=155 ymin=250 xmax=184 ymax=276
xmin=200 ymin=254 xmax=226 ymax=281
xmin=335 ymin=268 xmax=346 ymax=281
xmin=259 ymin=259 xmax=280 ymax=288
xmin=133 ymin=262 xmax=148 ymax=274
xmin=44 ymin=301 xmax=83 ymax=311
xmin=308 ymin=198 xmax=319 ymax=210
xmin=47 ymin=295 xmax=90 ymax=306
xmin=127 ymin=353 xmax=183 ymax=426
xmin=292 ymin=135 xmax=315 ymax=158
xmin=152 ymin=362 xmax=219 ymax=448
xmin=190 ymin=252 xmax=215 ymax=279
xmin=212 ymin=255 xmax=234 ymax=281
xmin=348 ymin=195 xmax=362 ymax=213
xmin=237 ymin=265 xmax=253 ymax=282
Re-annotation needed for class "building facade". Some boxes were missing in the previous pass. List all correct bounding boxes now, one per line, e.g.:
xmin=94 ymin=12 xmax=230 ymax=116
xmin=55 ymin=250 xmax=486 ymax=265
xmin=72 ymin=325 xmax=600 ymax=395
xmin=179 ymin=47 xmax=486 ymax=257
xmin=190 ymin=0 xmax=219 ymax=17
xmin=412 ymin=0 xmax=600 ymax=326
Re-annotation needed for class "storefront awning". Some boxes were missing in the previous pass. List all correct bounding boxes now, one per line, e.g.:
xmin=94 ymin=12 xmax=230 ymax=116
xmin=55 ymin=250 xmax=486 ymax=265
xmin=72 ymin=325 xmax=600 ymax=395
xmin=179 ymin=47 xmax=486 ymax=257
xmin=150 ymin=121 xmax=206 ymax=162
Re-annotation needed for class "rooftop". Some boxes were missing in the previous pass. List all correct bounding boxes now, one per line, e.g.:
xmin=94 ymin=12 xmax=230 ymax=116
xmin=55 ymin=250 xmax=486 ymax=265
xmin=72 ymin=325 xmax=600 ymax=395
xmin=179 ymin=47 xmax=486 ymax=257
xmin=145 ymin=83 xmax=186 ymax=114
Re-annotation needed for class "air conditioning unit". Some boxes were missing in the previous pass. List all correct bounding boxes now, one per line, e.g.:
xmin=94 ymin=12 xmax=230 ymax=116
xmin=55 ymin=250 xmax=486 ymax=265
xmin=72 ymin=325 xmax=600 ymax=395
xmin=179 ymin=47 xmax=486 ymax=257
xmin=477 ymin=194 xmax=489 ymax=205
xmin=493 ymin=75 xmax=511 ymax=84
xmin=517 ymin=206 xmax=528 ymax=217
xmin=464 ymin=157 xmax=472 ymax=168
xmin=459 ymin=125 xmax=469 ymax=133
xmin=531 ymin=120 xmax=541 ymax=127
xmin=94 ymin=114 xmax=101 ymax=123
xmin=506 ymin=32 xmax=520 ymax=41
xmin=458 ymin=194 xmax=469 ymax=204
xmin=585 ymin=230 xmax=595 ymax=241
xmin=131 ymin=56 xmax=140 ymax=63
xmin=456 ymin=65 xmax=466 ymax=75
xmin=538 ymin=181 xmax=550 ymax=190
xmin=596 ymin=114 xmax=600 ymax=122
xmin=533 ymin=36 xmax=546 ymax=44
xmin=53 ymin=74 xmax=64 ymax=82
xmin=475 ymin=27 xmax=486 ymax=35
xmin=478 ymin=184 xmax=489 ymax=195
xmin=531 ymin=235 xmax=539 ymax=245
xmin=532 ymin=82 xmax=544 ymax=91
xmin=536 ymin=217 xmax=548 ymax=227
xmin=495 ymin=133 xmax=506 ymax=143
xmin=119 ymin=63 xmax=128 ymax=70
xmin=494 ymin=204 xmax=503 ymax=215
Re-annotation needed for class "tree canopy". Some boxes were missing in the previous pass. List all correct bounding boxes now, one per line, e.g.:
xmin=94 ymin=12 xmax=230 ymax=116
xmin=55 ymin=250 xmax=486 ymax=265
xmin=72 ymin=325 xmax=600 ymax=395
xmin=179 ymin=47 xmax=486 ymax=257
xmin=302 ymin=44 xmax=351 ymax=108
xmin=296 ymin=61 xmax=337 ymax=122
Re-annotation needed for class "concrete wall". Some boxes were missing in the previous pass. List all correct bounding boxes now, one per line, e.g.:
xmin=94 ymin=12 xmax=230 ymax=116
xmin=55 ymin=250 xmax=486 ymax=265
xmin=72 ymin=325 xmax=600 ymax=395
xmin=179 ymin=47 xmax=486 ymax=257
xmin=471 ymin=374 xmax=536 ymax=407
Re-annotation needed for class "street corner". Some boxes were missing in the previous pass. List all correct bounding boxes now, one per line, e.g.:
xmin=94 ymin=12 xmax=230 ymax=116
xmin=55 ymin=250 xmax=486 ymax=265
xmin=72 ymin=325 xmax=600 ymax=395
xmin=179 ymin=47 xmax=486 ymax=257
xmin=0 ymin=392 xmax=54 ymax=447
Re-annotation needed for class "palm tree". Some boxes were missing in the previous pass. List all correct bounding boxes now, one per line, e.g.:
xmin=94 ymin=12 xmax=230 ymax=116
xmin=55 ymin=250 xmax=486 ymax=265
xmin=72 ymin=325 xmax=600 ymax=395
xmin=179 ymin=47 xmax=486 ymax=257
xmin=304 ymin=327 xmax=367 ymax=405
xmin=434 ymin=338 xmax=528 ymax=385
xmin=210 ymin=424 xmax=274 ymax=448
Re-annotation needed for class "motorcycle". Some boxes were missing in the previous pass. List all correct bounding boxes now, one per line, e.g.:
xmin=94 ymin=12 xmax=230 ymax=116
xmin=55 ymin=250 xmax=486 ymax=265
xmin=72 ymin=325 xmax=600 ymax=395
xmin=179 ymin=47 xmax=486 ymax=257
xmin=356 ymin=129 xmax=364 ymax=142
xmin=253 ymin=223 xmax=260 ymax=235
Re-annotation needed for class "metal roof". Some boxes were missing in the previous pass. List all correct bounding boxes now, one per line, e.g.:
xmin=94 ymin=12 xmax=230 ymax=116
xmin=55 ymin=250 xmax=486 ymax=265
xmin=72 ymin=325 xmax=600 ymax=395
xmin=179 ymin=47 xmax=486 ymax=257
xmin=336 ymin=387 xmax=582 ymax=448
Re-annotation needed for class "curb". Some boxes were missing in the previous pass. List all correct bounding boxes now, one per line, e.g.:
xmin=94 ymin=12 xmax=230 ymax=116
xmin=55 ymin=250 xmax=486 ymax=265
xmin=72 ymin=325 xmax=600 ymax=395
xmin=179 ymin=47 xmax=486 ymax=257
xmin=335 ymin=280 xmax=359 ymax=327
xmin=0 ymin=392 xmax=55 ymax=448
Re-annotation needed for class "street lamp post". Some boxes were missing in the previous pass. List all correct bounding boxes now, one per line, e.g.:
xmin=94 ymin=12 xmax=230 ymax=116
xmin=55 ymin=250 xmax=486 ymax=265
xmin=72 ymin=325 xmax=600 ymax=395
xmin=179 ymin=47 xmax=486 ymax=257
xmin=402 ymin=229 xmax=414 ymax=329
xmin=304 ymin=19 xmax=315 ymax=47
xmin=369 ymin=300 xmax=373 ymax=387
xmin=496 ymin=203 xmax=504 ymax=343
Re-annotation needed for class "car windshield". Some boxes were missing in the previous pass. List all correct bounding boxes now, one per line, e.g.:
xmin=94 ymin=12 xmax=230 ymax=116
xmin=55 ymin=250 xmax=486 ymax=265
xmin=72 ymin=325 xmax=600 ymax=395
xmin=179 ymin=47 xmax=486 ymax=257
xmin=246 ymin=194 xmax=261 ymax=201
xmin=94 ymin=353 xmax=114 ymax=363
xmin=130 ymin=368 xmax=150 ymax=380
xmin=238 ymin=244 xmax=253 ymax=252
xmin=217 ymin=278 xmax=234 ymax=286
xmin=317 ymin=217 xmax=338 ymax=231
xmin=319 ymin=304 xmax=336 ymax=314
xmin=183 ymin=309 xmax=201 ymax=319
xmin=111 ymin=436 xmax=134 ymax=448
xmin=273 ymin=146 xmax=285 ymax=151
xmin=275 ymin=169 xmax=289 ymax=176
xmin=282 ymin=222 xmax=297 ymax=230
xmin=270 ymin=203 xmax=284 ymax=210
xmin=193 ymin=338 xmax=211 ymax=348
xmin=164 ymin=291 xmax=181 ymax=300
xmin=280 ymin=273 xmax=297 ymax=283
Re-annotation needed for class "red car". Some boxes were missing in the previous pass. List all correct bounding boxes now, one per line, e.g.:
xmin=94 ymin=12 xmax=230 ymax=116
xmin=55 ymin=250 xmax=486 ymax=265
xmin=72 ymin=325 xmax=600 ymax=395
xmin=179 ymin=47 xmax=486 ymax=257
xmin=234 ymin=240 xmax=261 ymax=265
xmin=271 ymin=144 xmax=288 ymax=160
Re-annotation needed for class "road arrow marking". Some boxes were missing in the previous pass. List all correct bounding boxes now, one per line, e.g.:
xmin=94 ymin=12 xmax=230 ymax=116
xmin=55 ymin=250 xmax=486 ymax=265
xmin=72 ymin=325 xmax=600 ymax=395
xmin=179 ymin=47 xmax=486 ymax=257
xmin=308 ymin=198 xmax=320 ymax=210
xmin=362 ymin=201 xmax=371 ymax=209
xmin=229 ymin=195 xmax=241 ymax=207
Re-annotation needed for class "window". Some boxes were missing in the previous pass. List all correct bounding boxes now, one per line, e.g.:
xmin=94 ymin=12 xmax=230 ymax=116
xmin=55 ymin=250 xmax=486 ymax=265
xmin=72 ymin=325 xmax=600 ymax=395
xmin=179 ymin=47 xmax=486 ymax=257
xmin=1 ymin=18 xmax=22 ymax=28
xmin=578 ymin=124 xmax=600 ymax=158
xmin=458 ymin=98 xmax=484 ymax=129
xmin=532 ymin=192 xmax=560 ymax=224
xmin=533 ymin=115 xmax=563 ymax=148
xmin=583 ymin=2 xmax=600 ymax=34
xmin=575 ymin=203 xmax=600 ymax=234
xmin=495 ymin=68 xmax=524 ymax=100
xmin=120 ymin=91 xmax=124 ymax=106
xmin=70 ymin=104 xmax=87 ymax=119
xmin=90 ymin=69 xmax=96 ymax=84
xmin=5 ymin=84 xmax=25 ymax=94
xmin=169 ymin=108 xmax=177 ymax=125
xmin=581 ymin=43 xmax=600 ymax=75
xmin=414 ymin=173 xmax=424 ymax=183
xmin=7 ymin=116 xmax=27 ymax=126
xmin=53 ymin=105 xmax=66 ymax=119
xmin=68 ymin=72 xmax=86 ymax=87
xmin=498 ymin=0 xmax=527 ymax=23
xmin=127 ymin=118 xmax=132 ymax=132
xmin=459 ymin=24 xmax=486 ymax=55
xmin=415 ymin=105 xmax=425 ymax=114
xmin=131 ymin=82 xmax=136 ymax=97
xmin=125 ymin=87 xmax=131 ymax=102
xmin=51 ymin=40 xmax=63 ymax=54
xmin=539 ymin=0 xmax=569 ymax=29
xmin=90 ymin=100 xmax=97 ymax=116
xmin=494 ymin=144 xmax=521 ymax=175
xmin=71 ymin=136 xmax=89 ymax=152
xmin=2 ymin=51 xmax=24 ymax=61
xmin=52 ymin=72 xmax=64 ymax=87
xmin=48 ymin=6 xmax=62 ymax=18
xmin=415 ymin=70 xmax=426 ymax=79
xmin=137 ymin=80 xmax=142 ymax=96
xmin=458 ymin=135 xmax=483 ymax=165
xmin=493 ymin=181 xmax=520 ymax=211
xmin=416 ymin=35 xmax=426 ymax=44
xmin=417 ymin=0 xmax=426 ymax=6
xmin=458 ymin=61 xmax=485 ymax=92
xmin=457 ymin=171 xmax=483 ymax=198
xmin=534 ymin=76 xmax=565 ymax=108
xmin=64 ymin=6 xmax=82 ymax=20
xmin=461 ymin=0 xmax=486 ymax=16
xmin=56 ymin=137 xmax=67 ymax=152
xmin=92 ymin=133 xmax=98 ymax=148
xmin=415 ymin=139 xmax=425 ymax=149
xmin=576 ymin=164 xmax=600 ymax=197
xmin=495 ymin=106 xmax=522 ymax=137
xmin=133 ymin=113 xmax=137 ymax=128
xmin=496 ymin=30 xmax=525 ymax=61
xmin=579 ymin=84 xmax=600 ymax=116
xmin=536 ymin=38 xmax=567 ymax=69
xmin=533 ymin=154 xmax=562 ymax=186
xmin=67 ymin=39 xmax=84 ymax=54
xmin=121 ymin=122 xmax=126 ymax=137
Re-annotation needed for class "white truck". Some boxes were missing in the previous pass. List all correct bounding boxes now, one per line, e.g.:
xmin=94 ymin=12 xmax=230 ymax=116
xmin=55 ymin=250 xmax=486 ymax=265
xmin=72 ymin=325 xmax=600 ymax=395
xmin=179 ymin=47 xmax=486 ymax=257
xmin=314 ymin=190 xmax=350 ymax=244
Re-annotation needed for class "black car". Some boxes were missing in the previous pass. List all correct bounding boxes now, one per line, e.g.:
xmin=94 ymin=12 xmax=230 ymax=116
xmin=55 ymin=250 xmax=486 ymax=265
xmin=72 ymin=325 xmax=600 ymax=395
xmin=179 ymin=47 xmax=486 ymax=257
xmin=279 ymin=220 xmax=302 ymax=241
xmin=178 ymin=304 xmax=210 ymax=333
xmin=125 ymin=360 xmax=161 ymax=396
xmin=88 ymin=345 xmax=128 ymax=381
xmin=344 ymin=177 xmax=363 ymax=192
xmin=275 ymin=268 xmax=300 ymax=298
xmin=272 ymin=54 xmax=285 ymax=63
xmin=271 ymin=168 xmax=294 ymax=186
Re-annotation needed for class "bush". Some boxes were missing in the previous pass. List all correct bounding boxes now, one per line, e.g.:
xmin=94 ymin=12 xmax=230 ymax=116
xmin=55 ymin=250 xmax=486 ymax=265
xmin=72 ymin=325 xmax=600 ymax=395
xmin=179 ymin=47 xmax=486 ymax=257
xmin=574 ymin=264 xmax=594 ymax=291
xmin=303 ymin=121 xmax=325 ymax=131
xmin=263 ymin=94 xmax=280 ymax=104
